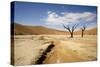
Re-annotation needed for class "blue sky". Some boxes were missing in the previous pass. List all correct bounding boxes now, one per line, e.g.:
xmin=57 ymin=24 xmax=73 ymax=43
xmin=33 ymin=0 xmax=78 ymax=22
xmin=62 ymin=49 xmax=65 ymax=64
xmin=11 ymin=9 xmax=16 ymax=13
xmin=13 ymin=1 xmax=97 ymax=31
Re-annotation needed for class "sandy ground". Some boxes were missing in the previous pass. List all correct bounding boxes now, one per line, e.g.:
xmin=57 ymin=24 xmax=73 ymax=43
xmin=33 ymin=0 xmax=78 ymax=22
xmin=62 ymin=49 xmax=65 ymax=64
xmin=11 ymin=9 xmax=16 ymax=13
xmin=11 ymin=35 xmax=97 ymax=65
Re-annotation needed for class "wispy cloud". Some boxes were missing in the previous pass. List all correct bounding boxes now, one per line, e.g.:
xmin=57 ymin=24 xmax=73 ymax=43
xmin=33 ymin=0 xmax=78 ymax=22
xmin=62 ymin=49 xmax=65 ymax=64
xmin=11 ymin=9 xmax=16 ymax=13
xmin=44 ymin=11 xmax=96 ymax=25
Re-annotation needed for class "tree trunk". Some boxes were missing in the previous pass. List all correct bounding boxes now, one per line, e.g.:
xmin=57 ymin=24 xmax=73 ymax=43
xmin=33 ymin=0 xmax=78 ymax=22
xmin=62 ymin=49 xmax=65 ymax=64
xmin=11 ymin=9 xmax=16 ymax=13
xmin=71 ymin=32 xmax=73 ymax=38
xmin=81 ymin=30 xmax=84 ymax=37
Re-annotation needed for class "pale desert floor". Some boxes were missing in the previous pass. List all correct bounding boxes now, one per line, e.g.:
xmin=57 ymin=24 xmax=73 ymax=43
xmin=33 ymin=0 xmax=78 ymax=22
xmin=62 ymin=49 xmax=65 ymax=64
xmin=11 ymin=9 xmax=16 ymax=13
xmin=11 ymin=35 xmax=97 ymax=65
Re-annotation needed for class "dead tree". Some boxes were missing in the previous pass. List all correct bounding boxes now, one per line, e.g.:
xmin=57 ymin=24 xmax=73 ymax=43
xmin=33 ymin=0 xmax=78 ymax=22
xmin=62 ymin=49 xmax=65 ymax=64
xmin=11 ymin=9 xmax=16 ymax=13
xmin=63 ymin=24 xmax=78 ymax=38
xmin=81 ymin=26 xmax=86 ymax=37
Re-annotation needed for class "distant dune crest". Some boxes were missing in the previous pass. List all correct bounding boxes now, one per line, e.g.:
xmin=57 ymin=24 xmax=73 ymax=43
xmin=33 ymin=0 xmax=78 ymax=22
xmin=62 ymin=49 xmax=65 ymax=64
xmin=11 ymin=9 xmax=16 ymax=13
xmin=12 ymin=23 xmax=97 ymax=35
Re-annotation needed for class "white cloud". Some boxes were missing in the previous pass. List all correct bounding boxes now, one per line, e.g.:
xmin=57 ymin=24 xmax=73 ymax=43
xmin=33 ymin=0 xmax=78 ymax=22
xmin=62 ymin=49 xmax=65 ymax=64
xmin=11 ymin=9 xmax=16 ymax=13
xmin=44 ymin=11 xmax=96 ymax=25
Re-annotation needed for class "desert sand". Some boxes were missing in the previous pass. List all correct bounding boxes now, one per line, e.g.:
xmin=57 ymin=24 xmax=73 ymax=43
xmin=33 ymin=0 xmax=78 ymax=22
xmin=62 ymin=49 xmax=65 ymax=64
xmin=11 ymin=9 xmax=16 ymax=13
xmin=11 ymin=35 xmax=97 ymax=65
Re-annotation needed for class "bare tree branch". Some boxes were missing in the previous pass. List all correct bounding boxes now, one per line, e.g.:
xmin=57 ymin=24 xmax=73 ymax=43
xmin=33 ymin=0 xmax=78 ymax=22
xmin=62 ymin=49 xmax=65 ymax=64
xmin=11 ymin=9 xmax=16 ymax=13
xmin=62 ymin=24 xmax=71 ymax=33
xmin=62 ymin=23 xmax=78 ymax=38
xmin=72 ymin=24 xmax=79 ymax=31
xmin=81 ymin=26 xmax=86 ymax=30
